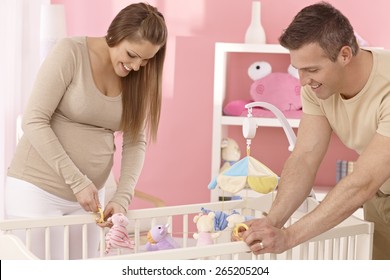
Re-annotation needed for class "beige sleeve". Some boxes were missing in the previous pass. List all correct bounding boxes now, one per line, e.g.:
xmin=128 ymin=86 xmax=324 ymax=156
xmin=22 ymin=38 xmax=92 ymax=194
xmin=377 ymin=93 xmax=390 ymax=137
xmin=112 ymin=130 xmax=147 ymax=210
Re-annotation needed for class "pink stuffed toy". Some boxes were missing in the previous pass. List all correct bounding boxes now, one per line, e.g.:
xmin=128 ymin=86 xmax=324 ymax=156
xmin=193 ymin=212 xmax=221 ymax=246
xmin=145 ymin=224 xmax=180 ymax=251
xmin=223 ymin=61 xmax=302 ymax=118
xmin=105 ymin=213 xmax=134 ymax=254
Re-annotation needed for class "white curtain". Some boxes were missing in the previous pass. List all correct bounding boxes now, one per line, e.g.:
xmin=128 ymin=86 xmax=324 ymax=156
xmin=0 ymin=0 xmax=49 ymax=219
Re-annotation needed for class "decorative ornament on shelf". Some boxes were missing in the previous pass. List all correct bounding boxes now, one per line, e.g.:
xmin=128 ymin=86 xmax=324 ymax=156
xmin=244 ymin=0 xmax=266 ymax=44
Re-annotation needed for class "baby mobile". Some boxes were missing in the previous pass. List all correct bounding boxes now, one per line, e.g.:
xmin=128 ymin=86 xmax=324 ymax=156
xmin=206 ymin=101 xmax=297 ymax=241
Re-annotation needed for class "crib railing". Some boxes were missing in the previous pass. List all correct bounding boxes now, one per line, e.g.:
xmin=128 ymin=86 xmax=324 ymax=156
xmin=0 ymin=214 xmax=104 ymax=259
xmin=0 ymin=199 xmax=256 ymax=259
xmin=0 ymin=194 xmax=374 ymax=260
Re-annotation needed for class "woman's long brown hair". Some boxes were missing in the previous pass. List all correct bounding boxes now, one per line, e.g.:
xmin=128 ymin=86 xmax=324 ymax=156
xmin=106 ymin=3 xmax=167 ymax=142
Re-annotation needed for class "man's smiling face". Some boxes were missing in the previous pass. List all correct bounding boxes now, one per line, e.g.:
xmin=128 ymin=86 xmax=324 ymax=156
xmin=290 ymin=42 xmax=345 ymax=100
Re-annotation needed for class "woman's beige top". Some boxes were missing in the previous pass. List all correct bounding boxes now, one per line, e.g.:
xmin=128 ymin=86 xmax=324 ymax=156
xmin=8 ymin=37 xmax=146 ymax=210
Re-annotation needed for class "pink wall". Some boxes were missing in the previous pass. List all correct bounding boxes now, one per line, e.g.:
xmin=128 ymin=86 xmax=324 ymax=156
xmin=52 ymin=0 xmax=390 ymax=208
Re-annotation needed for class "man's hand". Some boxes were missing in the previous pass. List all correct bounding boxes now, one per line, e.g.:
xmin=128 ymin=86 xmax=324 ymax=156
xmin=240 ymin=217 xmax=291 ymax=255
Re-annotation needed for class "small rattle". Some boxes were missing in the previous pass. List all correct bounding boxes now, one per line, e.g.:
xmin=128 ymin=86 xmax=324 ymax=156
xmin=233 ymin=223 xmax=249 ymax=240
xmin=96 ymin=207 xmax=105 ymax=224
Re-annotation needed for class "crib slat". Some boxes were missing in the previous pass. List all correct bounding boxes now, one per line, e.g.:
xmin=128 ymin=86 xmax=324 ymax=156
xmin=182 ymin=214 xmax=188 ymax=248
xmin=327 ymin=239 xmax=334 ymax=260
xmin=82 ymin=224 xmax=88 ymax=259
xmin=334 ymin=238 xmax=340 ymax=260
xmin=300 ymin=243 xmax=309 ymax=260
xmin=341 ymin=237 xmax=348 ymax=259
xmin=318 ymin=240 xmax=325 ymax=260
xmin=25 ymin=228 xmax=32 ymax=252
xmin=167 ymin=216 xmax=173 ymax=231
xmin=285 ymin=248 xmax=292 ymax=260
xmin=269 ymin=253 xmax=277 ymax=260
xmin=45 ymin=227 xmax=51 ymax=260
xmin=99 ymin=226 xmax=105 ymax=258
xmin=64 ymin=225 xmax=70 ymax=260
xmin=348 ymin=236 xmax=356 ymax=260
xmin=313 ymin=241 xmax=318 ymax=259
xmin=133 ymin=219 xmax=141 ymax=253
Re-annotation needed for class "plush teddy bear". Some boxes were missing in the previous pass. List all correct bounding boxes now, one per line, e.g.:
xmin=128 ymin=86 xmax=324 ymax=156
xmin=226 ymin=213 xmax=247 ymax=229
xmin=225 ymin=213 xmax=260 ymax=229
xmin=220 ymin=137 xmax=241 ymax=173
xmin=105 ymin=213 xmax=134 ymax=254
xmin=193 ymin=212 xmax=221 ymax=246
xmin=145 ymin=224 xmax=180 ymax=251
xmin=223 ymin=61 xmax=302 ymax=118
xmin=208 ymin=137 xmax=241 ymax=190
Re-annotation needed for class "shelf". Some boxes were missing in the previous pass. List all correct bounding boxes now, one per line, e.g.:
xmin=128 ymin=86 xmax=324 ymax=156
xmin=211 ymin=42 xmax=296 ymax=202
xmin=221 ymin=116 xmax=300 ymax=128
xmin=215 ymin=42 xmax=289 ymax=54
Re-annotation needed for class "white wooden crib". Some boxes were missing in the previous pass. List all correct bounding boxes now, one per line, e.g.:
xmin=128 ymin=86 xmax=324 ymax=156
xmin=0 ymin=192 xmax=373 ymax=260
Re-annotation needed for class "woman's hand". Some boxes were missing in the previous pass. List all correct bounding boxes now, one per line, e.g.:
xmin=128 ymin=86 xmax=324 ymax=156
xmin=97 ymin=201 xmax=127 ymax=228
xmin=75 ymin=183 xmax=101 ymax=213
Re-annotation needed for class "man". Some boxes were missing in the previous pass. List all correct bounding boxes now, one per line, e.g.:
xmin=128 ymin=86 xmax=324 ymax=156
xmin=240 ymin=1 xmax=390 ymax=259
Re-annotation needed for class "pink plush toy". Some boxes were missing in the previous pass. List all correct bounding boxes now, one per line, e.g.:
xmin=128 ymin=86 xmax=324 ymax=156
xmin=145 ymin=224 xmax=180 ymax=251
xmin=193 ymin=212 xmax=221 ymax=246
xmin=105 ymin=213 xmax=134 ymax=254
xmin=223 ymin=61 xmax=302 ymax=118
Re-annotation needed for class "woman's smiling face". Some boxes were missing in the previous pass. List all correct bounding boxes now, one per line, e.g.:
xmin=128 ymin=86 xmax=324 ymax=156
xmin=290 ymin=42 xmax=345 ymax=100
xmin=109 ymin=39 xmax=161 ymax=77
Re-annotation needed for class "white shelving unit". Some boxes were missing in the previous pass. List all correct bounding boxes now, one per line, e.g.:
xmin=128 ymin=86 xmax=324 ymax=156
xmin=209 ymin=43 xmax=363 ymax=219
xmin=210 ymin=42 xmax=300 ymax=202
